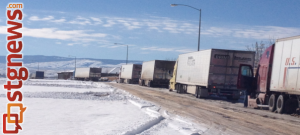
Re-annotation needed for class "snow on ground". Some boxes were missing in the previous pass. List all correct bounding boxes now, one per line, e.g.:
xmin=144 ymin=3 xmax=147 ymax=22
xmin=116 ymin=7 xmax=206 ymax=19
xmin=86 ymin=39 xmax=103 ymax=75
xmin=0 ymin=79 xmax=206 ymax=135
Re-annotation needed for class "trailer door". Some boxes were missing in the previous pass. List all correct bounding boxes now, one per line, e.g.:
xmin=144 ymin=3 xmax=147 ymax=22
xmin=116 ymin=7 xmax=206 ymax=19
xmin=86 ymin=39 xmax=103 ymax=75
xmin=237 ymin=64 xmax=254 ymax=89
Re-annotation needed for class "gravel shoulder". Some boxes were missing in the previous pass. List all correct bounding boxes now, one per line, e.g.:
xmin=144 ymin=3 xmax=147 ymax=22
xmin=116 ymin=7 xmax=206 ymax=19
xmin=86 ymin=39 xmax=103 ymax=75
xmin=107 ymin=83 xmax=300 ymax=135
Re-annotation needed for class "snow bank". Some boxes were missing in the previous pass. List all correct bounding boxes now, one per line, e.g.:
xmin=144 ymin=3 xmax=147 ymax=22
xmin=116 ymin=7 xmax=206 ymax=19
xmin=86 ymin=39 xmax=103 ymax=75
xmin=0 ymin=79 xmax=207 ymax=135
xmin=122 ymin=100 xmax=164 ymax=135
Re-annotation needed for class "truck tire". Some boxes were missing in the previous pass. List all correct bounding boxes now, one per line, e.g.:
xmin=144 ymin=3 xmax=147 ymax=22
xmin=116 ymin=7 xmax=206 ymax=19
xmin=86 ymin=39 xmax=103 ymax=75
xmin=269 ymin=94 xmax=277 ymax=112
xmin=148 ymin=81 xmax=153 ymax=87
xmin=127 ymin=79 xmax=131 ymax=84
xmin=142 ymin=80 xmax=145 ymax=86
xmin=175 ymin=84 xmax=179 ymax=93
xmin=276 ymin=95 xmax=285 ymax=114
xmin=179 ymin=84 xmax=185 ymax=94
xmin=178 ymin=84 xmax=183 ymax=93
xmin=195 ymin=87 xmax=199 ymax=98
xmin=183 ymin=85 xmax=187 ymax=93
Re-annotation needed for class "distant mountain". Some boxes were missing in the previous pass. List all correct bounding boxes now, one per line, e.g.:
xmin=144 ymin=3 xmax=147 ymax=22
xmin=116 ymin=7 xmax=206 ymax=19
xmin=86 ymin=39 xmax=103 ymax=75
xmin=0 ymin=55 xmax=142 ymax=65
xmin=0 ymin=55 xmax=143 ymax=77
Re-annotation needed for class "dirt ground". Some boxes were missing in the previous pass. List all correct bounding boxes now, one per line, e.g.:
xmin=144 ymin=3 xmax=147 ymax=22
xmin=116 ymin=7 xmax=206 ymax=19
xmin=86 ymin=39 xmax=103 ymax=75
xmin=106 ymin=83 xmax=300 ymax=135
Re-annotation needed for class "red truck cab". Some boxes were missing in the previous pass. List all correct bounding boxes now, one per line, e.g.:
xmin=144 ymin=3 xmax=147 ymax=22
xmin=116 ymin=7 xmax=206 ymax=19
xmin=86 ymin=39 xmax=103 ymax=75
xmin=237 ymin=45 xmax=275 ymax=107
xmin=238 ymin=42 xmax=300 ymax=114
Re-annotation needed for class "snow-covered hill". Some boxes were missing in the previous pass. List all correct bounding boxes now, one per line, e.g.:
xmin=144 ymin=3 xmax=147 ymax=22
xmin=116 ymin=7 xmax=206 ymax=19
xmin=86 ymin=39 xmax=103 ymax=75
xmin=0 ymin=55 xmax=142 ymax=77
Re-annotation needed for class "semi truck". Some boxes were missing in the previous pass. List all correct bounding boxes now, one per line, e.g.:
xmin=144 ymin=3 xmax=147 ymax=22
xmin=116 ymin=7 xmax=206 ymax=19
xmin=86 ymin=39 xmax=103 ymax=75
xmin=75 ymin=67 xmax=101 ymax=81
xmin=30 ymin=71 xmax=44 ymax=79
xmin=238 ymin=35 xmax=300 ymax=113
xmin=119 ymin=64 xmax=142 ymax=84
xmin=139 ymin=60 xmax=176 ymax=87
xmin=174 ymin=49 xmax=255 ymax=100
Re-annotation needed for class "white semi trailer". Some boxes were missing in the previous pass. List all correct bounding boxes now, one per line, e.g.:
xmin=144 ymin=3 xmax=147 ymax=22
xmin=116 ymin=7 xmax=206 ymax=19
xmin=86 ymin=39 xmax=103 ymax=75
xmin=139 ymin=60 xmax=176 ymax=87
xmin=175 ymin=49 xmax=255 ymax=100
xmin=119 ymin=64 xmax=142 ymax=84
xmin=75 ymin=67 xmax=101 ymax=81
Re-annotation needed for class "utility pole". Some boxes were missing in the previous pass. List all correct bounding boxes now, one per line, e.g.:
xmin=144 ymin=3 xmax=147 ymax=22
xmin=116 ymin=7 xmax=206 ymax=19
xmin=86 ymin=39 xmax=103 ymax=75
xmin=171 ymin=4 xmax=202 ymax=51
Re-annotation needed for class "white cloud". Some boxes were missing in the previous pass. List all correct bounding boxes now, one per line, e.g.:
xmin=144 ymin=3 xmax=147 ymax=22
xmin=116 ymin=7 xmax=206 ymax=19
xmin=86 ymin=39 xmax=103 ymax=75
xmin=29 ymin=15 xmax=66 ymax=23
xmin=26 ymin=15 xmax=300 ymax=41
xmin=90 ymin=17 xmax=102 ymax=25
xmin=0 ymin=26 xmax=108 ymax=43
xmin=108 ymin=45 xmax=120 ymax=48
xmin=69 ymin=16 xmax=91 ymax=25
xmin=141 ymin=46 xmax=193 ymax=53
xmin=202 ymin=26 xmax=300 ymax=40
xmin=29 ymin=16 xmax=54 ymax=21
xmin=103 ymin=20 xmax=116 ymax=27
xmin=52 ymin=19 xmax=66 ymax=23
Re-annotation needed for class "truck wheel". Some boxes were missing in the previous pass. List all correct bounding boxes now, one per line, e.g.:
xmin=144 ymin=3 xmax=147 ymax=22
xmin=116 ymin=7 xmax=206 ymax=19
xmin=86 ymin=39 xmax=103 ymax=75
xmin=180 ymin=84 xmax=184 ymax=93
xmin=139 ymin=80 xmax=144 ymax=86
xmin=269 ymin=94 xmax=277 ymax=112
xmin=183 ymin=85 xmax=187 ymax=93
xmin=276 ymin=95 xmax=285 ymax=114
xmin=148 ymin=81 xmax=152 ymax=87
xmin=175 ymin=84 xmax=179 ymax=93
xmin=195 ymin=87 xmax=199 ymax=98
xmin=127 ymin=79 xmax=131 ymax=84
xmin=178 ymin=84 xmax=182 ymax=93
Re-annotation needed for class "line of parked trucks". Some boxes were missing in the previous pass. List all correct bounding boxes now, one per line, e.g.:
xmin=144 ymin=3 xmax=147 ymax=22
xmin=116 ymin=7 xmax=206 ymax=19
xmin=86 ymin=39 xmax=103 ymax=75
xmin=117 ymin=35 xmax=300 ymax=114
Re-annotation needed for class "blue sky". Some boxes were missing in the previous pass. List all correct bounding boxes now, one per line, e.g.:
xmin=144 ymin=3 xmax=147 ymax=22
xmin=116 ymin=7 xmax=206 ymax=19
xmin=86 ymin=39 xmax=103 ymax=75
xmin=1 ymin=0 xmax=300 ymax=61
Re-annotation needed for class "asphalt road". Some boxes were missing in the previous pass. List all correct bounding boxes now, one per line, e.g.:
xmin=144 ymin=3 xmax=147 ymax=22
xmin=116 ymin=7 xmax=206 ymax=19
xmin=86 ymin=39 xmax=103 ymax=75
xmin=107 ymin=82 xmax=300 ymax=135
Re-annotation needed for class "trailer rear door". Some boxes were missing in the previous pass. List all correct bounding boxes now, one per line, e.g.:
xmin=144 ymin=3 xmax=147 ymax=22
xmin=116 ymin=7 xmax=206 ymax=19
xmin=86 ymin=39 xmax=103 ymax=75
xmin=209 ymin=50 xmax=254 ymax=89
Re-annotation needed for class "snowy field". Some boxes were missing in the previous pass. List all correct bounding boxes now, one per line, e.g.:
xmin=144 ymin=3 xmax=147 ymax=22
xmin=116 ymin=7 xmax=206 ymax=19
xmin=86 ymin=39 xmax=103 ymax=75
xmin=0 ymin=79 xmax=206 ymax=135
